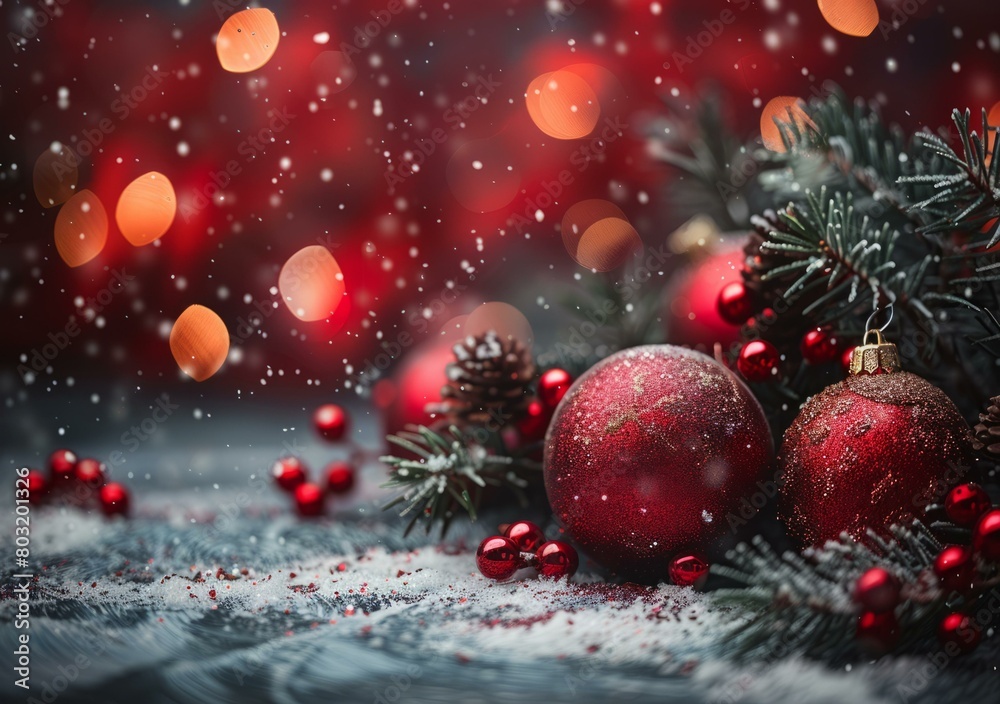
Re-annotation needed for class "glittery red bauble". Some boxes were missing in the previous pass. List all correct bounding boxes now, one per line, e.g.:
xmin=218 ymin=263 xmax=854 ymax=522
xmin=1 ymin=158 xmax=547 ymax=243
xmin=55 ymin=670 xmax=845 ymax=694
xmin=294 ymin=483 xmax=325 ymax=517
xmin=74 ymin=458 xmax=105 ymax=487
xmin=737 ymin=340 xmax=780 ymax=382
xmin=535 ymin=541 xmax=579 ymax=579
xmin=504 ymin=520 xmax=546 ymax=552
xmin=856 ymin=610 xmax=899 ymax=654
xmin=945 ymin=483 xmax=991 ymax=526
xmin=325 ymin=461 xmax=356 ymax=494
xmin=668 ymin=553 xmax=710 ymax=588
xmin=313 ymin=404 xmax=348 ymax=442
xmin=973 ymin=509 xmax=1000 ymax=561
xmin=934 ymin=545 xmax=975 ymax=593
xmin=538 ymin=368 xmax=573 ymax=409
xmin=98 ymin=483 xmax=130 ymax=516
xmin=853 ymin=567 xmax=900 ymax=613
xmin=26 ymin=470 xmax=48 ymax=503
xmin=49 ymin=449 xmax=77 ymax=479
xmin=779 ymin=372 xmax=972 ymax=546
xmin=544 ymin=345 xmax=773 ymax=579
xmin=271 ymin=456 xmax=307 ymax=492
xmin=716 ymin=281 xmax=754 ymax=326
xmin=476 ymin=536 xmax=520 ymax=580
xmin=937 ymin=612 xmax=981 ymax=654
xmin=800 ymin=328 xmax=840 ymax=365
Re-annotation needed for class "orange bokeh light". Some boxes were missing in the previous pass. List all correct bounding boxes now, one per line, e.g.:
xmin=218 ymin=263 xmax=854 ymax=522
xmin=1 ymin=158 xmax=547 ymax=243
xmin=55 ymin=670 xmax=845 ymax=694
xmin=278 ymin=245 xmax=347 ymax=322
xmin=169 ymin=304 xmax=230 ymax=382
xmin=216 ymin=8 xmax=280 ymax=73
xmin=817 ymin=0 xmax=879 ymax=38
xmin=116 ymin=171 xmax=176 ymax=247
xmin=33 ymin=146 xmax=78 ymax=208
xmin=54 ymin=189 xmax=108 ymax=267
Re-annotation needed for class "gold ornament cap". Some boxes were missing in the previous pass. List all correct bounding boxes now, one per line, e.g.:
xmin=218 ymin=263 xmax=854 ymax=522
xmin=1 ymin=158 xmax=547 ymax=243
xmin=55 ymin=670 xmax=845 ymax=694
xmin=849 ymin=329 xmax=901 ymax=375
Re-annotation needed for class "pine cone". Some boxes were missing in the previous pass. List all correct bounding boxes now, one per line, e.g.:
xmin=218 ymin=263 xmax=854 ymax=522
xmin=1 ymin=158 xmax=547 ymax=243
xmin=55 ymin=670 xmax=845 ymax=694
xmin=429 ymin=331 xmax=535 ymax=427
xmin=973 ymin=395 xmax=1000 ymax=458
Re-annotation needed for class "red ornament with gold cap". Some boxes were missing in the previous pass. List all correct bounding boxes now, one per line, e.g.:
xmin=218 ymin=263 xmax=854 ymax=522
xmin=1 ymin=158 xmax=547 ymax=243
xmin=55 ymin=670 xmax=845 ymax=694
xmin=779 ymin=323 xmax=973 ymax=546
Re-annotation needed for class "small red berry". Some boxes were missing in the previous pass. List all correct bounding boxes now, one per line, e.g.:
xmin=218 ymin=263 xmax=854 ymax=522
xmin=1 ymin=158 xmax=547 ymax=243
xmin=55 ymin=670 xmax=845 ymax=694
xmin=325 ymin=461 xmax=356 ymax=494
xmin=856 ymin=610 xmax=899 ymax=654
xmin=313 ymin=404 xmax=348 ymax=442
xmin=944 ymin=483 xmax=991 ymax=526
xmin=973 ymin=509 xmax=1000 ymax=562
xmin=49 ymin=449 xmax=77 ymax=479
xmin=98 ymin=483 xmax=130 ymax=516
xmin=271 ymin=456 xmax=307 ymax=491
xmin=26 ymin=470 xmax=48 ymax=504
xmin=503 ymin=521 xmax=546 ymax=552
xmin=294 ymin=483 xmax=325 ymax=517
xmin=716 ymin=281 xmax=754 ymax=326
xmin=852 ymin=567 xmax=900 ymax=613
xmin=535 ymin=540 xmax=579 ymax=580
xmin=538 ymin=368 xmax=573 ymax=409
xmin=74 ymin=458 xmax=105 ymax=487
xmin=933 ymin=545 xmax=975 ymax=593
xmin=476 ymin=536 xmax=521 ymax=581
xmin=937 ymin=612 xmax=981 ymax=654
xmin=800 ymin=328 xmax=840 ymax=365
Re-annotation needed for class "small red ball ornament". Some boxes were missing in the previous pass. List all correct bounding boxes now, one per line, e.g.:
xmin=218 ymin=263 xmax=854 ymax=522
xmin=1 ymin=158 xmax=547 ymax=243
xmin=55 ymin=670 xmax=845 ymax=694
xmin=26 ymin=470 xmax=48 ymax=503
xmin=504 ymin=520 xmax=546 ymax=552
xmin=49 ymin=449 xmax=77 ymax=479
xmin=800 ymin=328 xmax=840 ymax=365
xmin=779 ymin=328 xmax=973 ymax=546
xmin=840 ymin=346 xmax=856 ymax=373
xmin=476 ymin=536 xmax=521 ymax=580
xmin=271 ymin=457 xmax=307 ymax=491
xmin=737 ymin=340 xmax=780 ymax=382
xmin=852 ymin=567 xmax=900 ymax=613
xmin=516 ymin=398 xmax=552 ymax=444
xmin=973 ymin=509 xmax=1000 ymax=561
xmin=544 ymin=345 xmax=773 ymax=578
xmin=856 ymin=610 xmax=899 ymax=654
xmin=294 ymin=483 xmax=325 ymax=516
xmin=716 ymin=281 xmax=755 ymax=326
xmin=538 ymin=368 xmax=573 ymax=409
xmin=944 ymin=483 xmax=991 ymax=527
xmin=535 ymin=540 xmax=579 ymax=579
xmin=937 ymin=612 xmax=981 ymax=654
xmin=325 ymin=461 xmax=356 ymax=494
xmin=933 ymin=545 xmax=976 ymax=593
xmin=314 ymin=404 xmax=348 ymax=441
xmin=74 ymin=458 xmax=105 ymax=486
xmin=668 ymin=553 xmax=710 ymax=588
xmin=98 ymin=483 xmax=130 ymax=516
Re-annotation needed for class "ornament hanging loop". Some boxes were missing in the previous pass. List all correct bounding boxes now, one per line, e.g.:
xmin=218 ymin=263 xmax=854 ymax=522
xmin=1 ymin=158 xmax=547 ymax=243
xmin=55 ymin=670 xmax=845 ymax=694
xmin=865 ymin=302 xmax=894 ymax=334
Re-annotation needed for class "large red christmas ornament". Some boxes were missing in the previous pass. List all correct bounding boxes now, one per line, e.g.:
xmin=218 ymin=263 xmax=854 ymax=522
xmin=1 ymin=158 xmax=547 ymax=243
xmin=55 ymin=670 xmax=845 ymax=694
xmin=737 ymin=340 xmax=780 ymax=382
xmin=937 ymin=612 xmax=981 ymax=654
xmin=973 ymin=509 xmax=1000 ymax=561
xmin=668 ymin=553 xmax=710 ymax=588
xmin=314 ymin=404 xmax=349 ymax=441
xmin=476 ymin=536 xmax=521 ymax=580
xmin=49 ymin=449 xmax=77 ymax=479
xmin=271 ymin=456 xmax=307 ymax=491
xmin=852 ymin=567 xmax=900 ymax=613
xmin=779 ymin=329 xmax=972 ymax=546
xmin=944 ymin=483 xmax=991 ymax=526
xmin=98 ymin=483 xmax=130 ymax=516
xmin=544 ymin=345 xmax=773 ymax=579
xmin=535 ymin=540 xmax=579 ymax=579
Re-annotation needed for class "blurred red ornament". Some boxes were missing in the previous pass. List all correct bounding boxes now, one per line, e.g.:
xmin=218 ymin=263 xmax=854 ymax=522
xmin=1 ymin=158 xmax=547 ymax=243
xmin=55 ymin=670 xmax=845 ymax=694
xmin=535 ymin=540 xmax=579 ymax=579
xmin=668 ymin=554 xmax=710 ymax=588
xmin=476 ymin=536 xmax=521 ymax=580
xmin=737 ymin=340 xmax=780 ymax=382
xmin=780 ymin=331 xmax=972 ymax=546
xmin=98 ymin=483 xmax=130 ymax=517
xmin=800 ymin=328 xmax=840 ymax=365
xmin=74 ymin=458 xmax=105 ymax=486
xmin=325 ymin=461 xmax=356 ymax=495
xmin=840 ymin=346 xmax=856 ymax=372
xmin=944 ymin=483 xmax=991 ymax=526
xmin=294 ymin=483 xmax=325 ymax=517
xmin=664 ymin=240 xmax=747 ymax=349
xmin=973 ymin=509 xmax=1000 ymax=561
xmin=544 ymin=345 xmax=773 ymax=578
xmin=538 ymin=368 xmax=573 ymax=409
xmin=26 ymin=470 xmax=48 ymax=503
xmin=856 ymin=610 xmax=899 ymax=654
xmin=314 ymin=404 xmax=348 ymax=442
xmin=381 ymin=338 xmax=454 ymax=439
xmin=516 ymin=398 xmax=552 ymax=444
xmin=937 ymin=612 xmax=981 ymax=654
xmin=504 ymin=520 xmax=546 ymax=552
xmin=49 ymin=449 xmax=77 ymax=479
xmin=934 ymin=545 xmax=975 ymax=593
xmin=716 ymin=281 xmax=754 ymax=326
xmin=852 ymin=568 xmax=900 ymax=613
xmin=271 ymin=457 xmax=307 ymax=492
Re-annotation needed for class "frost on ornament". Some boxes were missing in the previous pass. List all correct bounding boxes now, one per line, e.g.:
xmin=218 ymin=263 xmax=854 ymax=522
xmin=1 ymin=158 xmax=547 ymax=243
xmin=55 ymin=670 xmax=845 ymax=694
xmin=278 ymin=245 xmax=347 ymax=322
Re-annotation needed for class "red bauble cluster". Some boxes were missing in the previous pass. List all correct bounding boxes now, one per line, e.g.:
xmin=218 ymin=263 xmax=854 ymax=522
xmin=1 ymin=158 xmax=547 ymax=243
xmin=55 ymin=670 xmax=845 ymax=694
xmin=516 ymin=368 xmax=574 ymax=445
xmin=271 ymin=455 xmax=358 ymax=516
xmin=475 ymin=520 xmax=579 ymax=581
xmin=313 ymin=403 xmax=349 ymax=442
xmin=737 ymin=340 xmax=781 ymax=382
xmin=21 ymin=448 xmax=131 ymax=516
